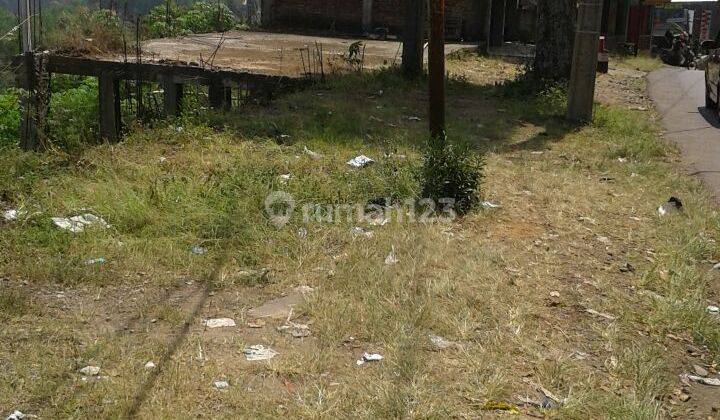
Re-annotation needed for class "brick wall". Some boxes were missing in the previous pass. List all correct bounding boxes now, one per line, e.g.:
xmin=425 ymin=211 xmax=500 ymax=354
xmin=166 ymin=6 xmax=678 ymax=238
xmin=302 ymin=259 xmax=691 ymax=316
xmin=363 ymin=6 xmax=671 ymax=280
xmin=266 ymin=0 xmax=486 ymax=40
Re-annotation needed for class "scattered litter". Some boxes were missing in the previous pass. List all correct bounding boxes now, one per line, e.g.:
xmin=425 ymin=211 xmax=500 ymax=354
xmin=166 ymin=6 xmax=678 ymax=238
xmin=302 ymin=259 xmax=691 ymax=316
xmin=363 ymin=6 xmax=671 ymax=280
xmin=480 ymin=400 xmax=520 ymax=413
xmin=693 ymin=364 xmax=709 ymax=377
xmin=278 ymin=174 xmax=292 ymax=183
xmin=52 ymin=214 xmax=109 ymax=233
xmin=406 ymin=116 xmax=421 ymax=122
xmin=297 ymin=227 xmax=307 ymax=238
xmin=6 ymin=411 xmax=26 ymax=420
xmin=683 ymin=374 xmax=720 ymax=386
xmin=481 ymin=201 xmax=501 ymax=209
xmin=707 ymin=305 xmax=719 ymax=314
xmin=530 ymin=151 xmax=544 ymax=155
xmin=79 ymin=366 xmax=101 ymax=376
xmin=144 ymin=361 xmax=156 ymax=370
xmin=243 ymin=345 xmax=278 ymax=361
xmin=84 ymin=258 xmax=106 ymax=266
xmin=585 ymin=308 xmax=616 ymax=321
xmin=356 ymin=352 xmax=383 ymax=365
xmin=303 ymin=146 xmax=320 ymax=158
xmin=658 ymin=197 xmax=683 ymax=216
xmin=428 ymin=333 xmax=456 ymax=350
xmin=617 ymin=157 xmax=628 ymax=163
xmin=213 ymin=380 xmax=230 ymax=389
xmin=203 ymin=318 xmax=236 ymax=328
xmin=190 ymin=245 xmax=207 ymax=255
xmin=158 ymin=156 xmax=167 ymax=163
xmin=599 ymin=175 xmax=615 ymax=182
xmin=347 ymin=155 xmax=375 ymax=168
xmin=384 ymin=246 xmax=399 ymax=265
xmin=351 ymin=226 xmax=374 ymax=238
xmin=713 ymin=262 xmax=720 ymax=270
xmin=549 ymin=291 xmax=561 ymax=298
xmin=3 ymin=209 xmax=25 ymax=221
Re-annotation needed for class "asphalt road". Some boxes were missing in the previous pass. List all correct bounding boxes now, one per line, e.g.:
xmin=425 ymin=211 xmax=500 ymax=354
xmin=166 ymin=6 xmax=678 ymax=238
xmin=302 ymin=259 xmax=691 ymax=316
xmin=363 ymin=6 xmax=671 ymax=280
xmin=648 ymin=67 xmax=720 ymax=199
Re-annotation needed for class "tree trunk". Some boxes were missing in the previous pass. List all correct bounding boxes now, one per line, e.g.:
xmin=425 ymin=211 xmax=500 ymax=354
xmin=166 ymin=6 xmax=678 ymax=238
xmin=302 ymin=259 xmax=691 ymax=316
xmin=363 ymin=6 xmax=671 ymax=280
xmin=534 ymin=0 xmax=577 ymax=79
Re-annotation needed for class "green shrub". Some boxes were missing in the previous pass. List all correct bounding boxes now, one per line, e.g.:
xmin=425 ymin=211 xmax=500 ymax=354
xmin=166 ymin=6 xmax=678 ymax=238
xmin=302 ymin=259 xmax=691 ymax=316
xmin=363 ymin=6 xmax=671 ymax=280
xmin=48 ymin=7 xmax=126 ymax=54
xmin=46 ymin=77 xmax=99 ymax=151
xmin=146 ymin=1 xmax=237 ymax=38
xmin=0 ymin=89 xmax=19 ymax=147
xmin=419 ymin=134 xmax=484 ymax=216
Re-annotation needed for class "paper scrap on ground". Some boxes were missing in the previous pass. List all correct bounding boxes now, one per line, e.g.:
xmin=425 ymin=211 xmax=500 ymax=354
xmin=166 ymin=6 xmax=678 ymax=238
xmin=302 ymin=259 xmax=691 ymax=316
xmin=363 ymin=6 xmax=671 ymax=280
xmin=84 ymin=258 xmax=106 ymax=265
xmin=481 ymin=201 xmax=501 ymax=209
xmin=6 ymin=411 xmax=26 ymax=420
xmin=356 ymin=352 xmax=383 ymax=365
xmin=384 ymin=246 xmax=399 ymax=265
xmin=684 ymin=374 xmax=720 ymax=386
xmin=3 ymin=209 xmax=25 ymax=221
xmin=79 ymin=366 xmax=101 ymax=376
xmin=428 ymin=333 xmax=455 ymax=350
xmin=144 ymin=361 xmax=156 ymax=370
xmin=347 ymin=155 xmax=375 ymax=168
xmin=243 ymin=345 xmax=278 ymax=361
xmin=52 ymin=214 xmax=109 ymax=233
xmin=203 ymin=318 xmax=236 ymax=328
xmin=213 ymin=380 xmax=230 ymax=389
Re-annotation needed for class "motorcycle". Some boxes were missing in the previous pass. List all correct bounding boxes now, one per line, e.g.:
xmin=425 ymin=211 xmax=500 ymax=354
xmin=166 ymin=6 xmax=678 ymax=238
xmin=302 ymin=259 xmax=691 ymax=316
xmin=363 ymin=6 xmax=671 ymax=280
xmin=651 ymin=27 xmax=696 ymax=68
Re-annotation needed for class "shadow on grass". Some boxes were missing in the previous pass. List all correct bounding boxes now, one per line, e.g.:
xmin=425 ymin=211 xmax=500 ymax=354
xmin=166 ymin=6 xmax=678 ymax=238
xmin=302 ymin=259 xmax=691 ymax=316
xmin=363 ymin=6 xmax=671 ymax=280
xmin=200 ymin=64 xmax=575 ymax=155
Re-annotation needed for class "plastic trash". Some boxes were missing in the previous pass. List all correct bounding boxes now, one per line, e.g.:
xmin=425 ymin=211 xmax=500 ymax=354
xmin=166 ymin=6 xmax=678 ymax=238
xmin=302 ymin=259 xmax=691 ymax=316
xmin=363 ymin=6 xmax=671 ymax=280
xmin=79 ymin=366 xmax=101 ymax=376
xmin=203 ymin=318 xmax=236 ymax=328
xmin=356 ymin=352 xmax=383 ymax=365
xmin=243 ymin=345 xmax=278 ymax=361
xmin=214 ymin=380 xmax=230 ymax=389
xmin=481 ymin=201 xmax=501 ymax=209
xmin=658 ymin=197 xmax=683 ymax=216
xmin=52 ymin=214 xmax=109 ymax=233
xmin=384 ymin=246 xmax=398 ymax=265
xmin=347 ymin=155 xmax=375 ymax=168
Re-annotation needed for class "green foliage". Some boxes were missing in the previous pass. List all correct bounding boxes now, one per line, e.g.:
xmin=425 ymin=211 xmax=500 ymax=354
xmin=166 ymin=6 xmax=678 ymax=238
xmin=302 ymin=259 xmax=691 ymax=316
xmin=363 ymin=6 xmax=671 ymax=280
xmin=146 ymin=1 xmax=237 ymax=38
xmin=419 ymin=134 xmax=484 ymax=216
xmin=47 ymin=6 xmax=126 ymax=53
xmin=0 ymin=89 xmax=19 ymax=148
xmin=46 ymin=76 xmax=99 ymax=151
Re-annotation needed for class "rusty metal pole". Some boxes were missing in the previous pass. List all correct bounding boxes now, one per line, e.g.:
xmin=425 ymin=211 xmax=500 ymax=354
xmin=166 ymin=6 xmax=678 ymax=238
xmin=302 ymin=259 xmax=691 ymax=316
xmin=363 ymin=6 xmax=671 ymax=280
xmin=428 ymin=0 xmax=445 ymax=139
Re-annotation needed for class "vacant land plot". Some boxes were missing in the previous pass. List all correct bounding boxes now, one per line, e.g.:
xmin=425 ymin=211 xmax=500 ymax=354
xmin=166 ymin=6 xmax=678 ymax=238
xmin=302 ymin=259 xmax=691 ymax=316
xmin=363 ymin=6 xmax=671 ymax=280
xmin=1 ymin=54 xmax=720 ymax=418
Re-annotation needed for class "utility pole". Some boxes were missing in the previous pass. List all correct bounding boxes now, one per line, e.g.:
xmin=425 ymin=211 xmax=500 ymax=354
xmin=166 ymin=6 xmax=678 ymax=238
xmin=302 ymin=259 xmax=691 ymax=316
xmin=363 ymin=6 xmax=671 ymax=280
xmin=567 ymin=0 xmax=602 ymax=122
xmin=401 ymin=0 xmax=425 ymax=78
xmin=428 ymin=0 xmax=445 ymax=139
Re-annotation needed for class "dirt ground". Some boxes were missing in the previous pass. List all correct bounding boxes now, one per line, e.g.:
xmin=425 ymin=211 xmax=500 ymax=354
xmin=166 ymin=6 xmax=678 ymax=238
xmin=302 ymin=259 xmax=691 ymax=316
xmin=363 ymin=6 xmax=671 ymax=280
xmin=139 ymin=30 xmax=472 ymax=77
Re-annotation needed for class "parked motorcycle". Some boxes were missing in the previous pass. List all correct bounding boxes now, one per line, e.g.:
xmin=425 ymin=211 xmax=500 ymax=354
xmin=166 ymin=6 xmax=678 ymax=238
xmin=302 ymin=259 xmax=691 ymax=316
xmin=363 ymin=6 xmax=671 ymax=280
xmin=652 ymin=28 xmax=696 ymax=68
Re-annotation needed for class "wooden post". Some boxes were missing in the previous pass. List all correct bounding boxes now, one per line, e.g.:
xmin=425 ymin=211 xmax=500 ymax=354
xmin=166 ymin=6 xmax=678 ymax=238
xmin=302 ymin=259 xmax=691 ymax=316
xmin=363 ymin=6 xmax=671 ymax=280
xmin=567 ymin=0 xmax=603 ymax=122
xmin=489 ymin=0 xmax=506 ymax=48
xmin=99 ymin=73 xmax=121 ymax=140
xmin=401 ymin=0 xmax=426 ymax=78
xmin=428 ymin=0 xmax=445 ymax=139
xmin=19 ymin=52 xmax=39 ymax=150
xmin=163 ymin=78 xmax=184 ymax=117
xmin=481 ymin=0 xmax=492 ymax=54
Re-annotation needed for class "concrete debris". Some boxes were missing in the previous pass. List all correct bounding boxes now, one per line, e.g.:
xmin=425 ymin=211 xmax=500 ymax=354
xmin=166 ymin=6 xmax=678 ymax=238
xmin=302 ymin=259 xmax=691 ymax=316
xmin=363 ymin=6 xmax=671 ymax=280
xmin=428 ymin=333 xmax=456 ymax=350
xmin=84 ymin=258 xmax=106 ymax=265
xmin=351 ymin=226 xmax=374 ymax=238
xmin=248 ymin=286 xmax=313 ymax=319
xmin=658 ymin=197 xmax=683 ymax=216
xmin=3 ymin=209 xmax=26 ymax=221
xmin=6 ymin=411 xmax=27 ymax=420
xmin=347 ymin=155 xmax=375 ymax=168
xmin=79 ymin=366 xmax=101 ymax=376
xmin=213 ymin=380 xmax=230 ymax=389
xmin=384 ymin=246 xmax=399 ymax=265
xmin=481 ymin=201 xmax=501 ymax=209
xmin=52 ymin=214 xmax=109 ymax=233
xmin=683 ymin=374 xmax=720 ymax=386
xmin=144 ymin=361 xmax=156 ymax=370
xmin=708 ymin=305 xmax=720 ymax=315
xmin=693 ymin=364 xmax=709 ymax=377
xmin=243 ymin=345 xmax=278 ymax=361
xmin=190 ymin=245 xmax=207 ymax=255
xmin=303 ymin=146 xmax=320 ymax=159
xmin=356 ymin=352 xmax=383 ymax=365
xmin=203 ymin=318 xmax=236 ymax=328
xmin=278 ymin=323 xmax=311 ymax=338
xmin=585 ymin=308 xmax=616 ymax=321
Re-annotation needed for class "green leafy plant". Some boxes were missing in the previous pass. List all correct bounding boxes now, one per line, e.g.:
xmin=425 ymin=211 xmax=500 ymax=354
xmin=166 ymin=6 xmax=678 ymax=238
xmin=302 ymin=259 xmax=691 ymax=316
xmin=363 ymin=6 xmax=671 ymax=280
xmin=419 ymin=134 xmax=484 ymax=216
xmin=146 ymin=1 xmax=237 ymax=38
xmin=0 ymin=89 xmax=19 ymax=147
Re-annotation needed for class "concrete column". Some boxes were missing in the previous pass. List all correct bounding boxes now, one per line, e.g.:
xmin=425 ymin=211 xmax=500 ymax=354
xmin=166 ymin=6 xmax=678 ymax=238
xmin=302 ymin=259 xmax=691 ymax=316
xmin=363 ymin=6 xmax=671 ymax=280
xmin=163 ymin=78 xmax=184 ymax=117
xmin=489 ymin=0 xmax=506 ymax=47
xmin=567 ymin=0 xmax=603 ymax=122
xmin=401 ymin=0 xmax=426 ymax=78
xmin=362 ymin=0 xmax=373 ymax=33
xmin=99 ymin=73 xmax=121 ymax=140
xmin=19 ymin=53 xmax=39 ymax=150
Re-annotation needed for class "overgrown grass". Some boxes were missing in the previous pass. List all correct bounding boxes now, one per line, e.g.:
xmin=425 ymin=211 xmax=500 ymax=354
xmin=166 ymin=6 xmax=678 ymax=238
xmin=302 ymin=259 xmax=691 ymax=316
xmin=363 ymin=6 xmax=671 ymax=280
xmin=0 ymin=54 xmax=718 ymax=418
